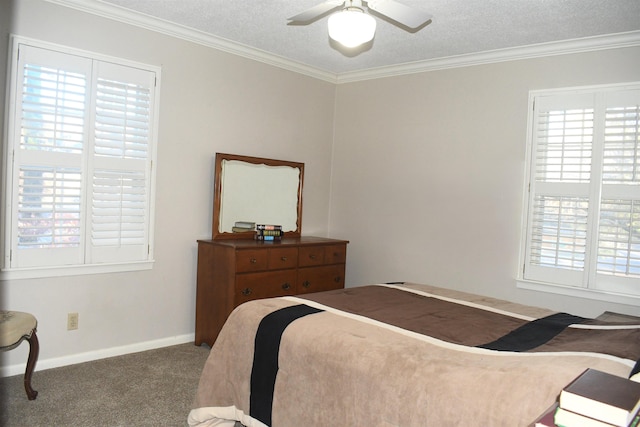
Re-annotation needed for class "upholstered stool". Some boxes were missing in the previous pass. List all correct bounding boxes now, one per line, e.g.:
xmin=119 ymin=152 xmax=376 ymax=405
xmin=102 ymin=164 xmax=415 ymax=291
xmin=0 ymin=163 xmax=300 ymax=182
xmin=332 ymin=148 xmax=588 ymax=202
xmin=0 ymin=311 xmax=39 ymax=400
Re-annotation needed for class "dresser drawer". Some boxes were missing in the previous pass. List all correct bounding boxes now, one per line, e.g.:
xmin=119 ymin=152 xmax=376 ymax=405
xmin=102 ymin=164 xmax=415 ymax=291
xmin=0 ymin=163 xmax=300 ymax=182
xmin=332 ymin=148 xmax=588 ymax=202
xmin=267 ymin=247 xmax=298 ymax=270
xmin=236 ymin=249 xmax=268 ymax=272
xmin=235 ymin=270 xmax=297 ymax=304
xmin=324 ymin=244 xmax=347 ymax=264
xmin=298 ymin=246 xmax=326 ymax=267
xmin=297 ymin=264 xmax=345 ymax=294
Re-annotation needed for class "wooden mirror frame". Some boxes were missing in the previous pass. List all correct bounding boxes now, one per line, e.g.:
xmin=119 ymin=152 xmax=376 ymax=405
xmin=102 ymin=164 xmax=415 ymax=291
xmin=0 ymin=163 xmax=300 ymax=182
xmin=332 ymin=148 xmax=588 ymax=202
xmin=212 ymin=153 xmax=304 ymax=240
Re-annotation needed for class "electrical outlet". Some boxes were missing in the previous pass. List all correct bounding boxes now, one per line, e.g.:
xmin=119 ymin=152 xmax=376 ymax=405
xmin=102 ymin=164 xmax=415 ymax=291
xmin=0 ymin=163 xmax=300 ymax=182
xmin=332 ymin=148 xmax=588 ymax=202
xmin=67 ymin=312 xmax=79 ymax=330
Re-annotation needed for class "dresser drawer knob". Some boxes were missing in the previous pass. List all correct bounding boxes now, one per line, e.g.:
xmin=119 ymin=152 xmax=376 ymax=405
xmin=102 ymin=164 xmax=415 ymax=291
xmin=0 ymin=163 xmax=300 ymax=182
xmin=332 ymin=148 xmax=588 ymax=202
xmin=334 ymin=276 xmax=341 ymax=283
xmin=309 ymin=254 xmax=316 ymax=259
xmin=241 ymin=288 xmax=252 ymax=296
xmin=250 ymin=258 xmax=257 ymax=264
xmin=282 ymin=283 xmax=291 ymax=290
xmin=302 ymin=280 xmax=311 ymax=288
xmin=281 ymin=256 xmax=288 ymax=261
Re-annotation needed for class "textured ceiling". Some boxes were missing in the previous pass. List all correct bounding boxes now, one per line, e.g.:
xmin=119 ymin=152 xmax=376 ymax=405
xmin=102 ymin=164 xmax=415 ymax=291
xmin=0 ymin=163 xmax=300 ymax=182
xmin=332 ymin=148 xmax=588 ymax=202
xmin=60 ymin=0 xmax=640 ymax=75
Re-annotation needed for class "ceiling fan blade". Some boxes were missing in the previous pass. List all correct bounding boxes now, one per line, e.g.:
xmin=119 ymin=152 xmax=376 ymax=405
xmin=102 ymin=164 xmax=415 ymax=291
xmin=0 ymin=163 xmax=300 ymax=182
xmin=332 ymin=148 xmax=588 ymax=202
xmin=366 ymin=0 xmax=432 ymax=29
xmin=287 ymin=1 xmax=344 ymax=22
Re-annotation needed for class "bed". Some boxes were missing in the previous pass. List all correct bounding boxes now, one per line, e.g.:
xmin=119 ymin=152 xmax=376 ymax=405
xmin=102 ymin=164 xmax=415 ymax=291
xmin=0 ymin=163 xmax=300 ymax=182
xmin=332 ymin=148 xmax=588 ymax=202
xmin=188 ymin=282 xmax=640 ymax=427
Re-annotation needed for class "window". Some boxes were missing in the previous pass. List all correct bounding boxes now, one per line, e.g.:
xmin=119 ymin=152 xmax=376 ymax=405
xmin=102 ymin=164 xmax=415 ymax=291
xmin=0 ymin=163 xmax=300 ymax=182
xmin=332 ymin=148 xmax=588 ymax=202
xmin=1 ymin=38 xmax=159 ymax=277
xmin=520 ymin=83 xmax=640 ymax=300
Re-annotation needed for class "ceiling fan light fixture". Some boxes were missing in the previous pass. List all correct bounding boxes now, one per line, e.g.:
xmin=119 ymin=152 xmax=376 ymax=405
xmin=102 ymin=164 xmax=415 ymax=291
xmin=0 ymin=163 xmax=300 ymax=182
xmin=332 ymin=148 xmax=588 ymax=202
xmin=327 ymin=9 xmax=376 ymax=48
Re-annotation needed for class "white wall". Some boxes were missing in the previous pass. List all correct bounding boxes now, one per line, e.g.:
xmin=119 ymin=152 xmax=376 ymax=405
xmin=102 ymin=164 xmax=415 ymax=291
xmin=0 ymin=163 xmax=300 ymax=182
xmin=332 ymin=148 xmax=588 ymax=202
xmin=0 ymin=0 xmax=337 ymax=373
xmin=330 ymin=47 xmax=640 ymax=317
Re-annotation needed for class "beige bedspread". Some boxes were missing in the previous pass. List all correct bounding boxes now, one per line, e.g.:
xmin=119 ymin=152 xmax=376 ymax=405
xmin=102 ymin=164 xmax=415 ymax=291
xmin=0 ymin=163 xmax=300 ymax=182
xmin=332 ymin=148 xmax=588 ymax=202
xmin=188 ymin=283 xmax=640 ymax=427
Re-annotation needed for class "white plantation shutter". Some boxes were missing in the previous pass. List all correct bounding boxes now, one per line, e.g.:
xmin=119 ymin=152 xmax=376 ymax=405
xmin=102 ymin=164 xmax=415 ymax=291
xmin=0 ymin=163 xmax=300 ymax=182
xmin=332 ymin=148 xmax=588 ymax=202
xmin=529 ymin=195 xmax=588 ymax=273
xmin=15 ymin=166 xmax=83 ymax=267
xmin=87 ymin=62 xmax=153 ymax=263
xmin=525 ymin=94 xmax=595 ymax=287
xmin=94 ymin=75 xmax=150 ymax=159
xmin=598 ymin=200 xmax=640 ymax=276
xmin=90 ymin=170 xmax=148 ymax=261
xmin=4 ymin=40 xmax=158 ymax=273
xmin=523 ymin=85 xmax=640 ymax=297
xmin=594 ymin=92 xmax=640 ymax=294
xmin=9 ymin=46 xmax=91 ymax=268
xmin=20 ymin=63 xmax=86 ymax=154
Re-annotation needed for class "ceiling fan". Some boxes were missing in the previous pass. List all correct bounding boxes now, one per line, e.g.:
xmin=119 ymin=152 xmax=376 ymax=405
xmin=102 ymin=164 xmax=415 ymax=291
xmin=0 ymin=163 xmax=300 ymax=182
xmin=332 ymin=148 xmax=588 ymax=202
xmin=288 ymin=0 xmax=433 ymax=48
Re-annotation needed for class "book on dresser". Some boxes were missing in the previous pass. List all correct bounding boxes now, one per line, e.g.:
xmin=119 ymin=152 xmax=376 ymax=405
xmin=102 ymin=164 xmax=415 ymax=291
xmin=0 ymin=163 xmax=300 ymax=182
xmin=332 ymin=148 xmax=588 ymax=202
xmin=558 ymin=369 xmax=640 ymax=427
xmin=255 ymin=224 xmax=283 ymax=240
xmin=232 ymin=226 xmax=254 ymax=232
xmin=234 ymin=221 xmax=255 ymax=228
xmin=232 ymin=221 xmax=255 ymax=233
xmin=256 ymin=224 xmax=281 ymax=230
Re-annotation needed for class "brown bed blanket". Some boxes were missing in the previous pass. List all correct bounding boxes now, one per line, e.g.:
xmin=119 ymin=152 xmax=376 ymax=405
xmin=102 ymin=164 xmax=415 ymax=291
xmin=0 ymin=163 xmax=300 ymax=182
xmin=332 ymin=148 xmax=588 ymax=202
xmin=189 ymin=283 xmax=640 ymax=427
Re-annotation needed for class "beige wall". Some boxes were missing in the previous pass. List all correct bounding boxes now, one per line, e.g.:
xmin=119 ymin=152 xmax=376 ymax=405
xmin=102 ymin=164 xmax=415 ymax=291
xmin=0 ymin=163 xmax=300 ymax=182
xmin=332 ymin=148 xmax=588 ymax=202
xmin=331 ymin=48 xmax=640 ymax=317
xmin=1 ymin=0 xmax=336 ymax=371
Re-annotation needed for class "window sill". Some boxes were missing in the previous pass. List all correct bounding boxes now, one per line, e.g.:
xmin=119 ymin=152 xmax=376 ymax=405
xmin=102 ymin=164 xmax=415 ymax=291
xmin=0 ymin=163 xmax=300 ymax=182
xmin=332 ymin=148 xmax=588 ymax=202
xmin=517 ymin=279 xmax=640 ymax=307
xmin=0 ymin=260 xmax=154 ymax=280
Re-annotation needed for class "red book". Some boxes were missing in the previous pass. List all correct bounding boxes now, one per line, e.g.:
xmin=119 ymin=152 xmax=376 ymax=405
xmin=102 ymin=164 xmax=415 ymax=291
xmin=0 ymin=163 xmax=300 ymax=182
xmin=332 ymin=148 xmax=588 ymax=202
xmin=532 ymin=403 xmax=558 ymax=427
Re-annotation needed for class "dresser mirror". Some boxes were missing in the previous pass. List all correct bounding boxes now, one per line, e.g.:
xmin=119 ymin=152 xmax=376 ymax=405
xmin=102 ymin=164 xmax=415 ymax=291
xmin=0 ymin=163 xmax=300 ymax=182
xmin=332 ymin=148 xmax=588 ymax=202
xmin=212 ymin=153 xmax=304 ymax=240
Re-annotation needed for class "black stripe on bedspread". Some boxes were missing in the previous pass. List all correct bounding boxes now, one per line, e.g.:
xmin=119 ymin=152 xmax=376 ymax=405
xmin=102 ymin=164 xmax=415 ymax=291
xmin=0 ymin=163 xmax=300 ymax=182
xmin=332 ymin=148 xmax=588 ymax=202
xmin=477 ymin=313 xmax=586 ymax=351
xmin=632 ymin=359 xmax=640 ymax=379
xmin=250 ymin=304 xmax=323 ymax=426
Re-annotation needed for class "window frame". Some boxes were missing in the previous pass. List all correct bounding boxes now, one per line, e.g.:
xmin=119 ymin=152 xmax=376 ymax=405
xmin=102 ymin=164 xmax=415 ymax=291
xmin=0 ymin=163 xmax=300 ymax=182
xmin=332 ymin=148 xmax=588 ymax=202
xmin=517 ymin=82 xmax=640 ymax=306
xmin=1 ymin=36 xmax=160 ymax=280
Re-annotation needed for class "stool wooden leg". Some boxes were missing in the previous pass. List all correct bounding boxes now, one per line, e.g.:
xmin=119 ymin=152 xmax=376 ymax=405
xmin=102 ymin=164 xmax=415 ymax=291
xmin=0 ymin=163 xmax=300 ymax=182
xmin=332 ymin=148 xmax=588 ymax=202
xmin=24 ymin=329 xmax=39 ymax=400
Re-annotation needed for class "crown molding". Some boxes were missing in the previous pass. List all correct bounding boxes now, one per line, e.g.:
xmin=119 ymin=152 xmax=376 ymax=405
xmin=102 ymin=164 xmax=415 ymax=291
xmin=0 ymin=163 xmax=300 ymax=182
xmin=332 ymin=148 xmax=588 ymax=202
xmin=42 ymin=0 xmax=640 ymax=85
xmin=42 ymin=0 xmax=339 ymax=83
xmin=336 ymin=30 xmax=640 ymax=83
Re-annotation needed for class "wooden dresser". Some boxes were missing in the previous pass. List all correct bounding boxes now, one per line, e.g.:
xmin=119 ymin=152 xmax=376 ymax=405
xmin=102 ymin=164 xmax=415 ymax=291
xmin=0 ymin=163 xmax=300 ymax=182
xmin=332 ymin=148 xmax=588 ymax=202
xmin=195 ymin=236 xmax=348 ymax=346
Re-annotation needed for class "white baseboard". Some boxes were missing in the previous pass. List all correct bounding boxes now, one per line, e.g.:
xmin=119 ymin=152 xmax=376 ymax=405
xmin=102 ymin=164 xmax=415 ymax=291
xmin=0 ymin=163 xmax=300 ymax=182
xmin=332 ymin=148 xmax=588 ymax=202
xmin=1 ymin=333 xmax=195 ymax=377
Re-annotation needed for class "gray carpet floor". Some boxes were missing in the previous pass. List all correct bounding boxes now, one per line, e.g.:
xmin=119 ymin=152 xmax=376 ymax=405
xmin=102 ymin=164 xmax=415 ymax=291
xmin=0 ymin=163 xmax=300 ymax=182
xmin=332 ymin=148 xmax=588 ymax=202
xmin=1 ymin=343 xmax=212 ymax=427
